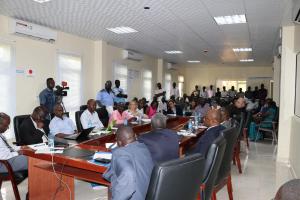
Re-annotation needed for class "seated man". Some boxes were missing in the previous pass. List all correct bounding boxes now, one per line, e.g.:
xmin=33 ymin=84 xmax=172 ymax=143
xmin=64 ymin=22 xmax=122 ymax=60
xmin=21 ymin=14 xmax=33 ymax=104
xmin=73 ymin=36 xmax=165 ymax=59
xmin=49 ymin=104 xmax=77 ymax=138
xmin=19 ymin=106 xmax=48 ymax=145
xmin=189 ymin=109 xmax=225 ymax=157
xmin=80 ymin=99 xmax=104 ymax=130
xmin=0 ymin=113 xmax=27 ymax=173
xmin=138 ymin=113 xmax=179 ymax=164
xmin=166 ymin=99 xmax=183 ymax=116
xmin=103 ymin=126 xmax=154 ymax=200
xmin=220 ymin=107 xmax=233 ymax=128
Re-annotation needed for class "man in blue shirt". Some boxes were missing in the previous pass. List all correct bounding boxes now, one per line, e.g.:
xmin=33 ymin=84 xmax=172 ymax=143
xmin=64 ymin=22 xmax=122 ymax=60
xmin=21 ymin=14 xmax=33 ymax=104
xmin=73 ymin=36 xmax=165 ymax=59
xmin=112 ymin=79 xmax=128 ymax=103
xmin=39 ymin=78 xmax=56 ymax=117
xmin=96 ymin=81 xmax=115 ymax=115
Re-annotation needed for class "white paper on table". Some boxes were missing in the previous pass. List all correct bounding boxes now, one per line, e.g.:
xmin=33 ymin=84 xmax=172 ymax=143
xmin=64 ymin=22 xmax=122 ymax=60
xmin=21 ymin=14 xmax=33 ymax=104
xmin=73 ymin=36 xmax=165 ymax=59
xmin=28 ymin=143 xmax=47 ymax=150
xmin=93 ymin=151 xmax=112 ymax=160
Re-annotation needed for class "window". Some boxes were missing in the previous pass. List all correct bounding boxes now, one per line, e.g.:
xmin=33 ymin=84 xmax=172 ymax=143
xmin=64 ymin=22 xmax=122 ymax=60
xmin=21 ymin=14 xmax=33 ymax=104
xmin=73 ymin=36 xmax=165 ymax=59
xmin=178 ymin=75 xmax=184 ymax=97
xmin=58 ymin=53 xmax=82 ymax=120
xmin=0 ymin=43 xmax=15 ymax=138
xmin=216 ymin=80 xmax=247 ymax=92
xmin=165 ymin=73 xmax=171 ymax=99
xmin=143 ymin=70 xmax=152 ymax=101
xmin=114 ymin=64 xmax=128 ymax=93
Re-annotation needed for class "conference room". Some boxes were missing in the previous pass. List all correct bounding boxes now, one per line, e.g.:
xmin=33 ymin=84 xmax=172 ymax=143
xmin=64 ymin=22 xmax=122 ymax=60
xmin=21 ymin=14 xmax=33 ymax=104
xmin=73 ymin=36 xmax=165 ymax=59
xmin=0 ymin=0 xmax=299 ymax=199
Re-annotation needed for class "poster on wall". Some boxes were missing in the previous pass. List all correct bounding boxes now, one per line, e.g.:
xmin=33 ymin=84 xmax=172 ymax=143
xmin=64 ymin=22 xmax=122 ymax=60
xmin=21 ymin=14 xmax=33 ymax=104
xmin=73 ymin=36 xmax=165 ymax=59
xmin=295 ymin=52 xmax=300 ymax=118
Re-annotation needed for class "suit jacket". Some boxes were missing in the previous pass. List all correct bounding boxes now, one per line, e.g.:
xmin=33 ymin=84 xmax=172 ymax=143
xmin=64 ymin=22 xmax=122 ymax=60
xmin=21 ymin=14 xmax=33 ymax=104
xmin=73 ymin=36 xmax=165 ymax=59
xmin=103 ymin=141 xmax=154 ymax=200
xmin=19 ymin=117 xmax=46 ymax=145
xmin=191 ymin=125 xmax=226 ymax=157
xmin=166 ymin=105 xmax=183 ymax=116
xmin=138 ymin=129 xmax=179 ymax=164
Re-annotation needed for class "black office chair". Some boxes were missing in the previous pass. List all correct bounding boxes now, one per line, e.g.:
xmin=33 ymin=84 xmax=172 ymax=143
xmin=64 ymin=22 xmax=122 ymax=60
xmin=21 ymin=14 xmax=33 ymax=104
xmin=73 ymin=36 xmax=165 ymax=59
xmin=75 ymin=110 xmax=84 ymax=132
xmin=13 ymin=115 xmax=30 ymax=146
xmin=146 ymin=154 xmax=205 ymax=200
xmin=212 ymin=127 xmax=239 ymax=200
xmin=79 ymin=105 xmax=88 ymax=111
xmin=233 ymin=112 xmax=245 ymax=174
xmin=96 ymin=107 xmax=109 ymax=127
xmin=50 ymin=112 xmax=69 ymax=119
xmin=200 ymin=135 xmax=227 ymax=200
xmin=242 ymin=111 xmax=252 ymax=148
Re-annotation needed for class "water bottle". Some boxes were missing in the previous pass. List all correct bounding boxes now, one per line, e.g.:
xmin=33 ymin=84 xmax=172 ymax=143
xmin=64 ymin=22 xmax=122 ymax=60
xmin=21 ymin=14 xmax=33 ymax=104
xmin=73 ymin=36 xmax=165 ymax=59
xmin=123 ymin=118 xmax=128 ymax=126
xmin=48 ymin=133 xmax=54 ymax=149
xmin=194 ymin=113 xmax=199 ymax=127
xmin=183 ymin=108 xmax=186 ymax=116
xmin=188 ymin=119 xmax=193 ymax=132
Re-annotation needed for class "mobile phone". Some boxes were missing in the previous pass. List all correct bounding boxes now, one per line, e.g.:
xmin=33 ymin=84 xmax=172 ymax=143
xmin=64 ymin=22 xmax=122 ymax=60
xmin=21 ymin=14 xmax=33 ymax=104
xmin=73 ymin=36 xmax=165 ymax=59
xmin=94 ymin=157 xmax=111 ymax=164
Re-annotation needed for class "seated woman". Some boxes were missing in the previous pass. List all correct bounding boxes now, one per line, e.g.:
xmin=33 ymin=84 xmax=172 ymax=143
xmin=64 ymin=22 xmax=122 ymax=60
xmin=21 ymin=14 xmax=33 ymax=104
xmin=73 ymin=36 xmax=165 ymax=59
xmin=138 ymin=98 xmax=149 ymax=114
xmin=166 ymin=99 xmax=183 ymax=116
xmin=109 ymin=102 xmax=126 ymax=125
xmin=123 ymin=100 xmax=149 ymax=121
xmin=146 ymin=100 xmax=158 ymax=119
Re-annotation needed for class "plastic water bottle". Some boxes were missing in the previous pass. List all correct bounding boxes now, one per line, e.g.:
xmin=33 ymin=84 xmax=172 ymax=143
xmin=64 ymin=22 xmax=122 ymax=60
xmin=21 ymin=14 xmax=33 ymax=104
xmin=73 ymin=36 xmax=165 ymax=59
xmin=188 ymin=119 xmax=193 ymax=132
xmin=123 ymin=118 xmax=128 ymax=126
xmin=48 ymin=133 xmax=54 ymax=149
xmin=194 ymin=113 xmax=199 ymax=127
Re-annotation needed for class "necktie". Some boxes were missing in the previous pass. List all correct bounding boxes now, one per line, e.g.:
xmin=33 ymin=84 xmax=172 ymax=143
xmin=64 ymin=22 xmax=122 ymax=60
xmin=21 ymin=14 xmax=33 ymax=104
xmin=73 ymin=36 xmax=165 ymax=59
xmin=0 ymin=134 xmax=15 ymax=152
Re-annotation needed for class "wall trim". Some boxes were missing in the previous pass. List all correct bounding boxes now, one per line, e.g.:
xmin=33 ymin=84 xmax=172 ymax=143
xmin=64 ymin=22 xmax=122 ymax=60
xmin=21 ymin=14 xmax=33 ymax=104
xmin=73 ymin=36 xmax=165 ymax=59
xmin=290 ymin=162 xmax=298 ymax=178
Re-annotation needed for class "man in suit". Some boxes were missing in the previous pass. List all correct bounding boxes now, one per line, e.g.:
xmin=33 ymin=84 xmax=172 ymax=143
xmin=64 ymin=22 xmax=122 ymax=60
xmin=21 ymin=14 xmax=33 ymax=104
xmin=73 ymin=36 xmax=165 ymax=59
xmin=138 ymin=113 xmax=179 ymax=164
xmin=190 ymin=109 xmax=225 ymax=157
xmin=103 ymin=126 xmax=154 ymax=200
xmin=166 ymin=99 xmax=183 ymax=116
xmin=19 ymin=106 xmax=48 ymax=145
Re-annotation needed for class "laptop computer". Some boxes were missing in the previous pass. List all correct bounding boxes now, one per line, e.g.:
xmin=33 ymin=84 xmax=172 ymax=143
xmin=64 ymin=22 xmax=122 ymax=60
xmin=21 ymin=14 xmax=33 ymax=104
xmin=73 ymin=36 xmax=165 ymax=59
xmin=64 ymin=127 xmax=95 ymax=140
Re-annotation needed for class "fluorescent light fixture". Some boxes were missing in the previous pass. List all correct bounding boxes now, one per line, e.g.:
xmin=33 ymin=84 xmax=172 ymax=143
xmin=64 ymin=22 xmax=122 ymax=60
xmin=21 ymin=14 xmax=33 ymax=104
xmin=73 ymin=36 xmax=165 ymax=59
xmin=233 ymin=48 xmax=252 ymax=52
xmin=164 ymin=51 xmax=183 ymax=54
xmin=214 ymin=14 xmax=247 ymax=25
xmin=33 ymin=0 xmax=51 ymax=3
xmin=106 ymin=26 xmax=138 ymax=34
xmin=187 ymin=60 xmax=200 ymax=63
xmin=240 ymin=59 xmax=254 ymax=62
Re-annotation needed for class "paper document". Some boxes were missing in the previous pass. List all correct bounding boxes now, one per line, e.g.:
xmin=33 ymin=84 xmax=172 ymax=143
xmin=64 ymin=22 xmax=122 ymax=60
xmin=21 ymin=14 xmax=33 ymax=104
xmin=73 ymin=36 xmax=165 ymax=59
xmin=93 ymin=151 xmax=112 ymax=160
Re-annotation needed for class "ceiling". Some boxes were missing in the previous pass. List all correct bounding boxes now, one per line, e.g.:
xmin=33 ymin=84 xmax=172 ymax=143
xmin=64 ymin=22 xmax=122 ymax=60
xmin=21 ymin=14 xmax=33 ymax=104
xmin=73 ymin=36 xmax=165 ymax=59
xmin=0 ymin=0 xmax=294 ymax=65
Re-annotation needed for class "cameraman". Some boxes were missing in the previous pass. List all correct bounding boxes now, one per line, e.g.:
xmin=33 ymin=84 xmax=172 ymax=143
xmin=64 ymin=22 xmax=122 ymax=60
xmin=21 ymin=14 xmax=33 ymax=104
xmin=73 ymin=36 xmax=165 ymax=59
xmin=39 ymin=78 xmax=56 ymax=119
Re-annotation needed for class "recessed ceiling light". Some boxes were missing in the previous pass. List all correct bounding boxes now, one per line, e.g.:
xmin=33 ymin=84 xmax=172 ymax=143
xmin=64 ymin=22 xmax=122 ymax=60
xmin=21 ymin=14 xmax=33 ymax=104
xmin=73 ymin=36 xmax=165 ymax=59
xmin=233 ymin=48 xmax=252 ymax=52
xmin=240 ymin=59 xmax=254 ymax=62
xmin=187 ymin=60 xmax=200 ymax=63
xmin=214 ymin=14 xmax=247 ymax=25
xmin=106 ymin=26 xmax=138 ymax=34
xmin=165 ymin=51 xmax=183 ymax=54
xmin=144 ymin=6 xmax=150 ymax=10
xmin=33 ymin=0 xmax=51 ymax=3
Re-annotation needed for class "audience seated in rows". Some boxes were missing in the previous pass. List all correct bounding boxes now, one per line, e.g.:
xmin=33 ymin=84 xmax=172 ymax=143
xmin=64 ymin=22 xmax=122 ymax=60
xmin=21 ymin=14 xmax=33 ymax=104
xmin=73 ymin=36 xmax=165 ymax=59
xmin=103 ymin=126 xmax=153 ymax=200
xmin=80 ymin=99 xmax=104 ymax=130
xmin=138 ymin=113 xmax=179 ymax=164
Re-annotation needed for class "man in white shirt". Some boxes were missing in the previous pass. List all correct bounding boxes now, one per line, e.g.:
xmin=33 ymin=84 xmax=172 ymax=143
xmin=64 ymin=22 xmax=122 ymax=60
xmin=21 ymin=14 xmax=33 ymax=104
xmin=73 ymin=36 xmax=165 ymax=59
xmin=112 ymin=80 xmax=128 ymax=104
xmin=200 ymin=86 xmax=208 ymax=98
xmin=221 ymin=86 xmax=228 ymax=98
xmin=170 ymin=82 xmax=179 ymax=100
xmin=0 ymin=113 xmax=27 ymax=173
xmin=49 ymin=104 xmax=77 ymax=138
xmin=80 ymin=99 xmax=104 ymax=130
xmin=207 ymin=85 xmax=215 ymax=98
xmin=154 ymin=83 xmax=166 ymax=102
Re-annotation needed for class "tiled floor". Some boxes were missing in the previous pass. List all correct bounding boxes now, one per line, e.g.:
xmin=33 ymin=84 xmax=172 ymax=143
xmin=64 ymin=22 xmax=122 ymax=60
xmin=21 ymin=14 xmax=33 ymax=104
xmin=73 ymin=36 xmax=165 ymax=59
xmin=0 ymin=141 xmax=294 ymax=200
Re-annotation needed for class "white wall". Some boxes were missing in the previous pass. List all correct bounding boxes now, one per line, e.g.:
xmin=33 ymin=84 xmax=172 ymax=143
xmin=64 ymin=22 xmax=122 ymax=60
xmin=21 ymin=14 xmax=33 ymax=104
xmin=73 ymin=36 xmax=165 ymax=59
xmin=177 ymin=65 xmax=273 ymax=95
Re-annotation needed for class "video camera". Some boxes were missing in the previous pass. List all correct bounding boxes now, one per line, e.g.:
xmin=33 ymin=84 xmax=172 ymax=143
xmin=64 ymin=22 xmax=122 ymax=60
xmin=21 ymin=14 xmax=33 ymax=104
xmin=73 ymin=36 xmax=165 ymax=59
xmin=54 ymin=81 xmax=69 ymax=97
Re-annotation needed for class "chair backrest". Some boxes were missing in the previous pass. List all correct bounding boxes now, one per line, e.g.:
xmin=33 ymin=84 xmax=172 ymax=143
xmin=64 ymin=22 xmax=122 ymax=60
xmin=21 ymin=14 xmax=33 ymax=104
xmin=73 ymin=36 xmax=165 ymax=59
xmin=96 ymin=107 xmax=109 ymax=127
xmin=215 ymin=127 xmax=239 ymax=184
xmin=13 ymin=115 xmax=30 ymax=145
xmin=50 ymin=112 xmax=69 ymax=120
xmin=80 ymin=105 xmax=88 ymax=111
xmin=146 ymin=154 xmax=205 ymax=200
xmin=201 ymin=135 xmax=227 ymax=200
xmin=243 ymin=111 xmax=252 ymax=129
xmin=75 ymin=110 xmax=84 ymax=132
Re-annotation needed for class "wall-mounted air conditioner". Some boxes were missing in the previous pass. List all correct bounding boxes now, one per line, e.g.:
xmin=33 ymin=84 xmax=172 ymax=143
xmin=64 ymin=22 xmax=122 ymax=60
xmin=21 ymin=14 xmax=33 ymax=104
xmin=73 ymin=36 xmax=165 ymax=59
xmin=10 ymin=19 xmax=57 ymax=43
xmin=122 ymin=50 xmax=143 ymax=61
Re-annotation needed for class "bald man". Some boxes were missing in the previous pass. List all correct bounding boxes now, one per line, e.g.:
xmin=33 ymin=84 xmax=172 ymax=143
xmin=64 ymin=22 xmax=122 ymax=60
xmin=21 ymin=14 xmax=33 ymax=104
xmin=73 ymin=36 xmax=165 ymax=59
xmin=190 ymin=109 xmax=226 ymax=157
xmin=80 ymin=99 xmax=104 ymax=130
xmin=103 ymin=126 xmax=154 ymax=200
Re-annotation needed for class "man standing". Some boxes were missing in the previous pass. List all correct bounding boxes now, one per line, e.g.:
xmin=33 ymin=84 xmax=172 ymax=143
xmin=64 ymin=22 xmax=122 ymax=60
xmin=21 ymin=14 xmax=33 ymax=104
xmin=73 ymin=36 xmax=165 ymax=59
xmin=112 ymin=80 xmax=128 ymax=104
xmin=221 ymin=86 xmax=228 ymax=98
xmin=103 ymin=126 xmax=154 ymax=200
xmin=96 ymin=81 xmax=115 ymax=115
xmin=207 ymin=85 xmax=215 ymax=99
xmin=228 ymin=86 xmax=237 ymax=98
xmin=154 ymin=83 xmax=166 ymax=102
xmin=191 ymin=85 xmax=200 ymax=98
xmin=189 ymin=109 xmax=225 ymax=156
xmin=39 ymin=78 xmax=56 ymax=118
xmin=80 ymin=99 xmax=104 ymax=130
xmin=258 ymin=84 xmax=268 ymax=100
xmin=170 ymin=82 xmax=180 ymax=100
xmin=138 ymin=113 xmax=179 ymax=164
xmin=245 ymin=86 xmax=253 ymax=99
xmin=0 ymin=113 xmax=28 ymax=173
xmin=200 ymin=86 xmax=208 ymax=99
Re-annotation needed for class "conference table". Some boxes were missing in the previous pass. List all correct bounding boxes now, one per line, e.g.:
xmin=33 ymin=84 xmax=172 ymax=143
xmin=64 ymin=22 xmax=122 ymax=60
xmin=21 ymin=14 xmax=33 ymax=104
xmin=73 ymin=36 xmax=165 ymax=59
xmin=21 ymin=116 xmax=206 ymax=200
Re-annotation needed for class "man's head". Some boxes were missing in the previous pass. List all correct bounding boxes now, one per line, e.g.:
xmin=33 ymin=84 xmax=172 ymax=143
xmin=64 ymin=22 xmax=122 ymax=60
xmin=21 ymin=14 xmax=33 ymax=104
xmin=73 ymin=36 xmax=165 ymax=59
xmin=203 ymin=109 xmax=221 ymax=127
xmin=255 ymin=86 xmax=258 ymax=91
xmin=217 ymin=87 xmax=220 ymax=92
xmin=87 ymin=99 xmax=97 ymax=113
xmin=261 ymin=84 xmax=264 ymax=89
xmin=31 ymin=106 xmax=46 ymax=123
xmin=247 ymin=86 xmax=251 ymax=91
xmin=116 ymin=126 xmax=136 ymax=147
xmin=195 ymin=85 xmax=199 ymax=90
xmin=239 ymin=88 xmax=242 ymax=92
xmin=105 ymin=81 xmax=112 ymax=91
xmin=231 ymin=86 xmax=235 ymax=91
xmin=172 ymin=82 xmax=176 ymax=88
xmin=202 ymin=86 xmax=206 ymax=91
xmin=223 ymin=86 xmax=226 ymax=91
xmin=53 ymin=104 xmax=64 ymax=118
xmin=220 ymin=107 xmax=230 ymax=122
xmin=115 ymin=80 xmax=120 ymax=88
xmin=157 ymin=83 xmax=162 ymax=89
xmin=210 ymin=85 xmax=213 ymax=90
xmin=116 ymin=102 xmax=125 ymax=113
xmin=46 ymin=78 xmax=55 ymax=90
xmin=234 ymin=97 xmax=246 ymax=109
xmin=0 ymin=113 xmax=10 ymax=134
xmin=151 ymin=113 xmax=167 ymax=129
